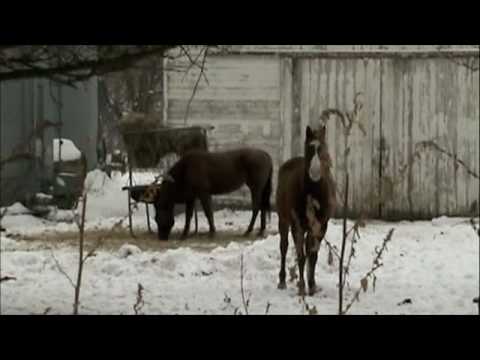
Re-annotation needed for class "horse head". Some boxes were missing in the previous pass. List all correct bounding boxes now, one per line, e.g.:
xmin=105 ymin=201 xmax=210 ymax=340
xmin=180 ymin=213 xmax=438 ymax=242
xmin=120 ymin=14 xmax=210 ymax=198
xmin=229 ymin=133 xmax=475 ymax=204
xmin=304 ymin=125 xmax=331 ymax=183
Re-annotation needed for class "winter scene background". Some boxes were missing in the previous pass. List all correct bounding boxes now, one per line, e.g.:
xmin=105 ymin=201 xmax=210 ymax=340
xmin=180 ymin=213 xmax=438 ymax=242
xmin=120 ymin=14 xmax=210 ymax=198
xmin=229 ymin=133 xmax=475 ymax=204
xmin=1 ymin=45 xmax=479 ymax=315
xmin=1 ymin=169 xmax=478 ymax=315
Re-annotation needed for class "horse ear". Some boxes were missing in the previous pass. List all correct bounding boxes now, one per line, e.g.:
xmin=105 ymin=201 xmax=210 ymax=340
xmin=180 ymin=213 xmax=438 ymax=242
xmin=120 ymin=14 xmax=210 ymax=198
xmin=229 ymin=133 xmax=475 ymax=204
xmin=306 ymin=126 xmax=314 ymax=141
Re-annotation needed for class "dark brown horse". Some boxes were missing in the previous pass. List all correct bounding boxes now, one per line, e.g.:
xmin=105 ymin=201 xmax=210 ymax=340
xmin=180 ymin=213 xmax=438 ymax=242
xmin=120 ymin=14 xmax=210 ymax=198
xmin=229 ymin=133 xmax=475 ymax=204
xmin=138 ymin=148 xmax=273 ymax=241
xmin=276 ymin=125 xmax=336 ymax=296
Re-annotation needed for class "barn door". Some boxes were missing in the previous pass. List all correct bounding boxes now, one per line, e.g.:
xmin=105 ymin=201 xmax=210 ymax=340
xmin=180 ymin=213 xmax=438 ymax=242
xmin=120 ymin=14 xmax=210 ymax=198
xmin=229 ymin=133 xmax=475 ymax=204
xmin=380 ymin=57 xmax=480 ymax=219
xmin=283 ymin=57 xmax=383 ymax=218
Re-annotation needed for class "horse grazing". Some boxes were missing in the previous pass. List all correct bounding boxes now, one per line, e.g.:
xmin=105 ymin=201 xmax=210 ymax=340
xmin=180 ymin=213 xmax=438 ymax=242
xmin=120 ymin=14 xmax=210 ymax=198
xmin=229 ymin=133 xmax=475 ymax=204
xmin=138 ymin=148 xmax=273 ymax=241
xmin=276 ymin=125 xmax=336 ymax=296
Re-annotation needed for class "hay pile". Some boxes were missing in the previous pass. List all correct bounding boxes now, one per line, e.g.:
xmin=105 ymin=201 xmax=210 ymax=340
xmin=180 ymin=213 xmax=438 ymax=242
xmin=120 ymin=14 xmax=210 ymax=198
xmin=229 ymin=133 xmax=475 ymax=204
xmin=118 ymin=112 xmax=209 ymax=169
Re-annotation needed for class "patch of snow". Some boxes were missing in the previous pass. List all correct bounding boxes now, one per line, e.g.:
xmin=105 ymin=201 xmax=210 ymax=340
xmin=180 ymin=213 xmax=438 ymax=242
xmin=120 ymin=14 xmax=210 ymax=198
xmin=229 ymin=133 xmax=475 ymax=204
xmin=2 ymin=202 xmax=32 ymax=215
xmin=432 ymin=216 xmax=472 ymax=227
xmin=46 ymin=208 xmax=76 ymax=223
xmin=53 ymin=138 xmax=82 ymax=162
xmin=0 ymin=236 xmax=18 ymax=251
xmin=56 ymin=177 xmax=66 ymax=187
xmin=1 ymin=215 xmax=478 ymax=315
xmin=117 ymin=244 xmax=142 ymax=259
xmin=35 ymin=193 xmax=53 ymax=201
xmin=1 ymin=169 xmax=478 ymax=315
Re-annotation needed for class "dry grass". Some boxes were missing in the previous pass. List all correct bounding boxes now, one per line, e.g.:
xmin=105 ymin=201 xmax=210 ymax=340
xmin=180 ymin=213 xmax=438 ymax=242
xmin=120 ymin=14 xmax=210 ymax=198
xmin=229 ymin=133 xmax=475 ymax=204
xmin=10 ymin=228 xmax=278 ymax=253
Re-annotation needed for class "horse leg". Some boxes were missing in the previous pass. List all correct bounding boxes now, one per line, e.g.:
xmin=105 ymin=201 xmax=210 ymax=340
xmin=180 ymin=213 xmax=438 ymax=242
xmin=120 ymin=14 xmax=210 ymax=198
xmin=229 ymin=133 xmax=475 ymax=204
xmin=244 ymin=189 xmax=261 ymax=237
xmin=306 ymin=233 xmax=319 ymax=296
xmin=259 ymin=206 xmax=267 ymax=237
xmin=199 ymin=193 xmax=216 ymax=238
xmin=293 ymin=224 xmax=306 ymax=297
xmin=277 ymin=219 xmax=289 ymax=290
xmin=181 ymin=199 xmax=195 ymax=240
xmin=194 ymin=201 xmax=198 ymax=235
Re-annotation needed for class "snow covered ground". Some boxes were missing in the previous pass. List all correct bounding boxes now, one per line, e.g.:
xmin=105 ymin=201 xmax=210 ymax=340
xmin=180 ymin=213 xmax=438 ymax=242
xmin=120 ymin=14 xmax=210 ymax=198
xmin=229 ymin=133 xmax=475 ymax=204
xmin=1 ymin=170 xmax=478 ymax=315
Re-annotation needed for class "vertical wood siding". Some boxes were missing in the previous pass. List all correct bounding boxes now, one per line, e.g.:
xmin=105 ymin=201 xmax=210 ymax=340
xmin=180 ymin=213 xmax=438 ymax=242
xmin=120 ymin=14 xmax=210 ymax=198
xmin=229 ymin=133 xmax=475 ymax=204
xmin=167 ymin=51 xmax=479 ymax=218
xmin=166 ymin=54 xmax=282 ymax=204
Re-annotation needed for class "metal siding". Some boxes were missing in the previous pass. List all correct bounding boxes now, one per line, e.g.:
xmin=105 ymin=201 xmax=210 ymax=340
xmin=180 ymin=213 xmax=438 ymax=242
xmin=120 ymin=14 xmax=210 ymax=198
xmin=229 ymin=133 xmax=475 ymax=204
xmin=0 ymin=79 xmax=38 ymax=205
xmin=58 ymin=78 xmax=98 ymax=171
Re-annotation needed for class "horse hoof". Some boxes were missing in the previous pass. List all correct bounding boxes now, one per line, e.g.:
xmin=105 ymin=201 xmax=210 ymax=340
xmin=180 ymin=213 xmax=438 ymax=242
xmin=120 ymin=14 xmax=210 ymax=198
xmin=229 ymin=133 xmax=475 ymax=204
xmin=256 ymin=230 xmax=266 ymax=238
xmin=208 ymin=232 xmax=216 ymax=239
xmin=278 ymin=282 xmax=287 ymax=290
xmin=243 ymin=231 xmax=251 ymax=238
xmin=308 ymin=286 xmax=317 ymax=296
xmin=180 ymin=234 xmax=189 ymax=241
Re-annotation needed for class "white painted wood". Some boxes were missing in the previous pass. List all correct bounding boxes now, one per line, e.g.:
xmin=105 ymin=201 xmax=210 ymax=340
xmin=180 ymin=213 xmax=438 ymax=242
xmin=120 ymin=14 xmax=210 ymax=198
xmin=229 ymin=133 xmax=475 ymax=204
xmin=165 ymin=50 xmax=479 ymax=218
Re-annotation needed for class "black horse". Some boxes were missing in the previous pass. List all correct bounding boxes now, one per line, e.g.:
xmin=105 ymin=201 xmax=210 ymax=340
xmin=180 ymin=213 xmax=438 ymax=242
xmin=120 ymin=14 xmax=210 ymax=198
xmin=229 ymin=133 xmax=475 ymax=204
xmin=276 ymin=125 xmax=336 ymax=296
xmin=138 ymin=148 xmax=273 ymax=241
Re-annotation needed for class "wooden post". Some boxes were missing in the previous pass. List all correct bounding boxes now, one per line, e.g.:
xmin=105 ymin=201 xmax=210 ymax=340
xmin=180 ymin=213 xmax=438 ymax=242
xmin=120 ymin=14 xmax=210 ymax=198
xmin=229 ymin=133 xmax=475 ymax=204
xmin=128 ymin=163 xmax=135 ymax=238
xmin=339 ymin=173 xmax=349 ymax=315
xmin=146 ymin=203 xmax=152 ymax=233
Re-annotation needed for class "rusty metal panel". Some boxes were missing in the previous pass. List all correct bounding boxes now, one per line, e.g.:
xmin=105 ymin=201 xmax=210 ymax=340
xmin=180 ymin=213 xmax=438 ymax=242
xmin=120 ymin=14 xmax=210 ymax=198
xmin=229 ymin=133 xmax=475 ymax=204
xmin=381 ymin=58 xmax=479 ymax=219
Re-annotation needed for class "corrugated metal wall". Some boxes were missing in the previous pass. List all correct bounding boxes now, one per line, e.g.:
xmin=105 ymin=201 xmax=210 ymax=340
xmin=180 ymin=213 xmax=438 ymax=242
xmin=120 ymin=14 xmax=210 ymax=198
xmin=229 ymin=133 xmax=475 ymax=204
xmin=0 ymin=79 xmax=40 ymax=205
xmin=166 ymin=48 xmax=479 ymax=219
xmin=0 ymin=78 xmax=98 ymax=207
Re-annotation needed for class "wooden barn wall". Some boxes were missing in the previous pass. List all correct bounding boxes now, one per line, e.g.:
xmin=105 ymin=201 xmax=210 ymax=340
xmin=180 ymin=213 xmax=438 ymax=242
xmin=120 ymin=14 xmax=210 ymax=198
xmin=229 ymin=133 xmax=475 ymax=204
xmin=166 ymin=54 xmax=282 ymax=204
xmin=285 ymin=58 xmax=382 ymax=218
xmin=380 ymin=58 xmax=479 ymax=219
xmin=166 ymin=52 xmax=479 ymax=219
xmin=229 ymin=45 xmax=478 ymax=54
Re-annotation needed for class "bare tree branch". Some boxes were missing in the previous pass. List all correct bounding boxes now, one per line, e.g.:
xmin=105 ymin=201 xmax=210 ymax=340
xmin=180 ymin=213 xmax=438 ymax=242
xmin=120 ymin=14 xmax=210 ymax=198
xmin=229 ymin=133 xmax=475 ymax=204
xmin=133 ymin=283 xmax=145 ymax=315
xmin=0 ymin=46 xmax=220 ymax=86
xmin=343 ymin=228 xmax=395 ymax=315
xmin=0 ymin=46 xmax=175 ymax=84
xmin=339 ymin=173 xmax=349 ymax=315
xmin=73 ymin=192 xmax=88 ymax=315
xmin=50 ymin=249 xmax=76 ymax=289
xmin=239 ymin=253 xmax=250 ymax=315
xmin=183 ymin=46 xmax=210 ymax=125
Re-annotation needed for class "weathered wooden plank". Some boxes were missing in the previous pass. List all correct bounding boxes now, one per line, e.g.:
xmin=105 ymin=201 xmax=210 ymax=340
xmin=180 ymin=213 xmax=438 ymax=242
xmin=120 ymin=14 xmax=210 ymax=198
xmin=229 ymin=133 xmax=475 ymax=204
xmin=381 ymin=57 xmax=480 ymax=219
xmin=279 ymin=58 xmax=293 ymax=164
xmin=168 ymin=87 xmax=280 ymax=101
xmin=300 ymin=59 xmax=311 ymax=151
xmin=167 ymin=99 xmax=279 ymax=122
xmin=382 ymin=59 xmax=403 ymax=218
xmin=453 ymin=58 xmax=480 ymax=216
xmin=299 ymin=58 xmax=381 ymax=218
xmin=166 ymin=54 xmax=284 ymax=206
xmin=168 ymin=54 xmax=280 ymax=102
xmin=291 ymin=58 xmax=303 ymax=158
xmin=165 ymin=51 xmax=478 ymax=217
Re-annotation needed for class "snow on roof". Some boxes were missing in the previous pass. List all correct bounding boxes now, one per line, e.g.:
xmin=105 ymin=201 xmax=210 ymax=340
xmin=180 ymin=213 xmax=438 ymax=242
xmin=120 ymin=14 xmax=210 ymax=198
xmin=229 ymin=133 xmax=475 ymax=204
xmin=53 ymin=138 xmax=82 ymax=162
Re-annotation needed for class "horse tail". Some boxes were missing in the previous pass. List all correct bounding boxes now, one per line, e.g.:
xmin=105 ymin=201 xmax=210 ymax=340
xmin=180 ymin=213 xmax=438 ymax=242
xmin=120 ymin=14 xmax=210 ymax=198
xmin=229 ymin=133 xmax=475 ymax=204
xmin=261 ymin=166 xmax=273 ymax=222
